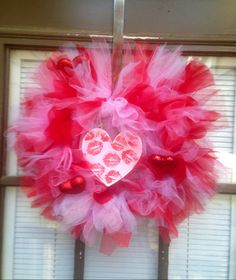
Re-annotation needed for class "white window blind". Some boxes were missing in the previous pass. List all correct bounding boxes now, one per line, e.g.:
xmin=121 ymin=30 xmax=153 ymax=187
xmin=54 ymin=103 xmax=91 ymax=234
xmin=2 ymin=187 xmax=75 ymax=280
xmin=84 ymin=218 xmax=158 ymax=279
xmin=197 ymin=56 xmax=236 ymax=183
xmin=208 ymin=66 xmax=235 ymax=153
xmin=169 ymin=194 xmax=236 ymax=280
xmin=2 ymin=50 xmax=76 ymax=280
xmin=169 ymin=56 xmax=236 ymax=280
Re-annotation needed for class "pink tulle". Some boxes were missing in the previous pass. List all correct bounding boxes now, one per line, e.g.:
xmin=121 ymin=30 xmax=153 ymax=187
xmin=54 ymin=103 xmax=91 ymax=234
xmin=8 ymin=42 xmax=222 ymax=254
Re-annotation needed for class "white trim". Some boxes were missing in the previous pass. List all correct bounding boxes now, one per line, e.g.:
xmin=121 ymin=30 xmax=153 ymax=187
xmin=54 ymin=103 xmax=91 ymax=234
xmin=232 ymin=68 xmax=236 ymax=181
xmin=6 ymin=51 xmax=21 ymax=175
xmin=2 ymin=187 xmax=17 ymax=280
xmin=229 ymin=195 xmax=236 ymax=279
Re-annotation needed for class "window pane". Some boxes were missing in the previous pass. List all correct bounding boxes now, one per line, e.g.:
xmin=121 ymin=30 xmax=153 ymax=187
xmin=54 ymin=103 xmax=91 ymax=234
xmin=2 ymin=187 xmax=75 ymax=280
xmin=84 ymin=218 xmax=158 ymax=279
xmin=6 ymin=50 xmax=52 ymax=176
xmin=193 ymin=56 xmax=236 ymax=183
xmin=169 ymin=194 xmax=236 ymax=280
xmin=169 ymin=56 xmax=236 ymax=279
xmin=3 ymin=50 xmax=76 ymax=280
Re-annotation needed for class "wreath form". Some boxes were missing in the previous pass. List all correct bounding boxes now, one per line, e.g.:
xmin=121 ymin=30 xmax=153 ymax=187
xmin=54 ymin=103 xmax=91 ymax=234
xmin=10 ymin=43 xmax=221 ymax=254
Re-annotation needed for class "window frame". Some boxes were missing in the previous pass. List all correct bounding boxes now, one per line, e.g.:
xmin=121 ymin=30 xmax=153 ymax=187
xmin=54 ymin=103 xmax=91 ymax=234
xmin=1 ymin=2 xmax=236 ymax=275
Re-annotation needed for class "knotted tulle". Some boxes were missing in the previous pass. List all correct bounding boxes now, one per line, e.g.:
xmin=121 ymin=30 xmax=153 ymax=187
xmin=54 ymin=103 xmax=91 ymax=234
xmin=8 ymin=42 xmax=222 ymax=254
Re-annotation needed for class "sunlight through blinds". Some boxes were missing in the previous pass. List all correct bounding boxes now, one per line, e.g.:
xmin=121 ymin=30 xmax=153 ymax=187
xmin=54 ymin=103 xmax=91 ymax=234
xmin=2 ymin=50 xmax=75 ymax=280
xmin=169 ymin=194 xmax=236 ymax=280
xmin=169 ymin=56 xmax=236 ymax=280
xmin=84 ymin=218 xmax=158 ymax=279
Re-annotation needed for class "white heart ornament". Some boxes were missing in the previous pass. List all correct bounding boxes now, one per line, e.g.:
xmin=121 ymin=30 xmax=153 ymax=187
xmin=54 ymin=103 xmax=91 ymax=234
xmin=82 ymin=128 xmax=142 ymax=186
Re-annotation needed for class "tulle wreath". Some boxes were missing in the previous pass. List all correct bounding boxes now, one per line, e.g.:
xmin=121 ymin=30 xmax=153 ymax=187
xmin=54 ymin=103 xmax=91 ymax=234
xmin=9 ymin=42 xmax=221 ymax=254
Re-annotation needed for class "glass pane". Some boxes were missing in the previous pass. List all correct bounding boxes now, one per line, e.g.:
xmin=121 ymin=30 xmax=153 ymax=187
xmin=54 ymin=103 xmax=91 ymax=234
xmin=169 ymin=194 xmax=236 ymax=280
xmin=188 ymin=56 xmax=236 ymax=183
xmin=169 ymin=55 xmax=236 ymax=279
xmin=84 ymin=218 xmax=158 ymax=279
xmin=2 ymin=187 xmax=75 ymax=280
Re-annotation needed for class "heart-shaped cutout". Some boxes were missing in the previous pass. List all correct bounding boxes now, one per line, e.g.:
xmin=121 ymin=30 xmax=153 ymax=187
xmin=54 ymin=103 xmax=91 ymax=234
xmin=82 ymin=128 xmax=142 ymax=186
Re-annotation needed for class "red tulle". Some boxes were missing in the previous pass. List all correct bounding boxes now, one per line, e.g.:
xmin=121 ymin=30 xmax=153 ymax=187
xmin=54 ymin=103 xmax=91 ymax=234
xmin=45 ymin=107 xmax=82 ymax=146
xmin=177 ymin=60 xmax=214 ymax=93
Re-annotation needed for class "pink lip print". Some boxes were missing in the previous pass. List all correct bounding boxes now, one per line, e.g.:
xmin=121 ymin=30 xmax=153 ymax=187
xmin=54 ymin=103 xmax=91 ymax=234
xmin=82 ymin=128 xmax=142 ymax=186
xmin=103 ymin=153 xmax=121 ymax=167
xmin=87 ymin=140 xmax=103 ymax=155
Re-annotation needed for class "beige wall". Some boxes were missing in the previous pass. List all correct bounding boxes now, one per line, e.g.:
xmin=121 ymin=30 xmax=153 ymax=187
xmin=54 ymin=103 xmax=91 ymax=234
xmin=0 ymin=0 xmax=235 ymax=38
xmin=0 ymin=0 xmax=113 ymax=34
xmin=125 ymin=0 xmax=236 ymax=36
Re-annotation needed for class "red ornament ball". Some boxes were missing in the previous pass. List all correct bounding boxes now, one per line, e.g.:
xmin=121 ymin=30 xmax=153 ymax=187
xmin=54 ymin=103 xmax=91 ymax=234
xmin=59 ymin=176 xmax=86 ymax=194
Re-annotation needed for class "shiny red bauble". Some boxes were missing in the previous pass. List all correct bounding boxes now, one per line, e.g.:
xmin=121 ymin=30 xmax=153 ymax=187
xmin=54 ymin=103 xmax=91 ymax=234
xmin=59 ymin=176 xmax=86 ymax=194
xmin=149 ymin=154 xmax=176 ymax=169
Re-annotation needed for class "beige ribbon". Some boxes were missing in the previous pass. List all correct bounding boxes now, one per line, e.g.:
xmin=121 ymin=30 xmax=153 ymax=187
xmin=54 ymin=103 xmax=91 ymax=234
xmin=112 ymin=0 xmax=125 ymax=87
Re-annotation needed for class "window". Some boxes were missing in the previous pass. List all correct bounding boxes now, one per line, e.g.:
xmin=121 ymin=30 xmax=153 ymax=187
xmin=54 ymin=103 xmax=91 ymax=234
xmin=1 ymin=48 xmax=236 ymax=279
